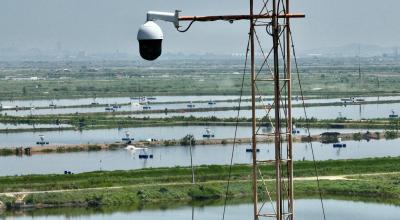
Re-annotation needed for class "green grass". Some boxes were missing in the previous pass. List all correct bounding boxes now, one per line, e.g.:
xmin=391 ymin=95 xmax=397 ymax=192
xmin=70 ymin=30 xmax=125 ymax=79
xmin=0 ymin=157 xmax=399 ymax=209
xmin=0 ymin=157 xmax=399 ymax=193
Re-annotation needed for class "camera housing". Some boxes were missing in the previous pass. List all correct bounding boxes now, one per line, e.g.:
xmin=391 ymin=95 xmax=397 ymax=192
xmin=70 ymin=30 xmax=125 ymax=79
xmin=137 ymin=21 xmax=164 ymax=61
xmin=137 ymin=11 xmax=180 ymax=61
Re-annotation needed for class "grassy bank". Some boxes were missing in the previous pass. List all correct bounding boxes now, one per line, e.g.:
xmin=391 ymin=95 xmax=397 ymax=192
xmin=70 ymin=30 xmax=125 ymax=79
xmin=0 ymin=157 xmax=399 ymax=210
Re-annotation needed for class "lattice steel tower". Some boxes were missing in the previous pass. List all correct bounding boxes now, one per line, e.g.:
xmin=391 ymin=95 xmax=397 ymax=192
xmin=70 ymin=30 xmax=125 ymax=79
xmin=249 ymin=1 xmax=304 ymax=220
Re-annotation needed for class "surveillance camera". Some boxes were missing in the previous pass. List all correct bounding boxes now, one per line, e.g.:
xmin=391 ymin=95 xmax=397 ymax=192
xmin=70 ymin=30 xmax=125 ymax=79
xmin=137 ymin=21 xmax=163 ymax=61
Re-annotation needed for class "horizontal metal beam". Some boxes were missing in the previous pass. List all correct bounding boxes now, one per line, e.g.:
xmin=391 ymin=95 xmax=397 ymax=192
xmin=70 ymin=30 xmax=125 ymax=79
xmin=179 ymin=13 xmax=305 ymax=22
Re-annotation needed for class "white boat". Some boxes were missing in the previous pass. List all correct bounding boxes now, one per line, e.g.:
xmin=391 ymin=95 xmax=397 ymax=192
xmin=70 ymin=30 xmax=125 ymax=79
xmin=125 ymin=145 xmax=147 ymax=151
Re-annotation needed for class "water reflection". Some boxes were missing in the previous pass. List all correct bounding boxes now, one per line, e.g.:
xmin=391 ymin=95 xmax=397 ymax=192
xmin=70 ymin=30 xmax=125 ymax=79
xmin=1 ymin=199 xmax=399 ymax=220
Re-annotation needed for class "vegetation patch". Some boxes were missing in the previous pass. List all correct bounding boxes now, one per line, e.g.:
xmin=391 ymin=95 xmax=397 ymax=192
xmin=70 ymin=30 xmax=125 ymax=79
xmin=384 ymin=130 xmax=398 ymax=139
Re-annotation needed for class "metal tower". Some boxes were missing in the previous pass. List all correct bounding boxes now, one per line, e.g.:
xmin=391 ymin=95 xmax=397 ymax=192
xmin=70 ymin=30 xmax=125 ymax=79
xmin=249 ymin=1 xmax=303 ymax=220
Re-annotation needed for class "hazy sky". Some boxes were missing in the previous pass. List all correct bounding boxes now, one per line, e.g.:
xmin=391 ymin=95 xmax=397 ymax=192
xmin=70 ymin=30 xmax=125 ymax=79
xmin=0 ymin=0 xmax=399 ymax=55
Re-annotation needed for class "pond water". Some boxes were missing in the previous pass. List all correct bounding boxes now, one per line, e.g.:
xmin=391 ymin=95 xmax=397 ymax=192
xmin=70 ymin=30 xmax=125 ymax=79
xmin=1 ymin=95 xmax=399 ymax=108
xmin=0 ymin=138 xmax=398 ymax=176
xmin=1 ymin=199 xmax=399 ymax=220
xmin=2 ymin=96 xmax=400 ymax=118
xmin=124 ymin=102 xmax=400 ymax=120
xmin=0 ymin=125 xmax=380 ymax=147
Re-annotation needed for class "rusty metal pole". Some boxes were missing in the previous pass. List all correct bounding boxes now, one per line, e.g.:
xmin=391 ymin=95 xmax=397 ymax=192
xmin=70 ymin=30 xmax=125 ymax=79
xmin=286 ymin=0 xmax=294 ymax=219
xmin=250 ymin=0 xmax=258 ymax=220
xmin=272 ymin=0 xmax=282 ymax=219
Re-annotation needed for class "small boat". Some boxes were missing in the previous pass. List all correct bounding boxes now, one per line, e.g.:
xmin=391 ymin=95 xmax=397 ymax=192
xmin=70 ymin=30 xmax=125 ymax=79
xmin=91 ymin=97 xmax=99 ymax=105
xmin=49 ymin=101 xmax=57 ymax=108
xmin=138 ymin=149 xmax=153 ymax=159
xmin=112 ymin=104 xmax=121 ymax=109
xmin=125 ymin=145 xmax=136 ymax=150
xmin=208 ymin=100 xmax=216 ymax=105
xmin=333 ymin=137 xmax=346 ymax=148
xmin=125 ymin=145 xmax=146 ymax=151
xmin=36 ymin=135 xmax=49 ymax=145
xmin=246 ymin=148 xmax=260 ymax=153
xmin=187 ymin=101 xmax=195 ymax=108
xmin=122 ymin=131 xmax=134 ymax=143
xmin=333 ymin=143 xmax=346 ymax=148
xmin=202 ymin=128 xmax=215 ymax=138
xmin=139 ymin=154 xmax=154 ymax=159
xmin=145 ymin=138 xmax=158 ymax=142
xmin=292 ymin=125 xmax=300 ymax=134
xmin=389 ymin=110 xmax=398 ymax=118
xmin=105 ymin=106 xmax=115 ymax=112
xmin=143 ymin=104 xmax=151 ymax=110
xmin=341 ymin=97 xmax=354 ymax=102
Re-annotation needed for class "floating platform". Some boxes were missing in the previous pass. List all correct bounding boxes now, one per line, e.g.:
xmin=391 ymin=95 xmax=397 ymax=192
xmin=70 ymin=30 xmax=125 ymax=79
xmin=105 ymin=107 xmax=115 ymax=111
xmin=333 ymin=143 xmax=346 ymax=148
xmin=139 ymin=154 xmax=153 ymax=159
xmin=246 ymin=148 xmax=260 ymax=153
xmin=203 ymin=134 xmax=215 ymax=138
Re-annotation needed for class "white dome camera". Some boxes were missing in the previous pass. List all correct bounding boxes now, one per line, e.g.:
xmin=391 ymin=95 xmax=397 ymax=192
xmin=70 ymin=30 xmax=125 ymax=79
xmin=137 ymin=10 xmax=180 ymax=61
xmin=137 ymin=21 xmax=164 ymax=61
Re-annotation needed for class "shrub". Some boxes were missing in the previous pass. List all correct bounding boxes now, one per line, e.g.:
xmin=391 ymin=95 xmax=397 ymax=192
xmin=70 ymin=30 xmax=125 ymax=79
xmin=384 ymin=130 xmax=398 ymax=139
xmin=0 ymin=148 xmax=15 ymax=156
xmin=353 ymin=132 xmax=362 ymax=141
xmin=180 ymin=134 xmax=195 ymax=146
xmin=188 ymin=185 xmax=221 ymax=200
xmin=88 ymin=145 xmax=102 ymax=151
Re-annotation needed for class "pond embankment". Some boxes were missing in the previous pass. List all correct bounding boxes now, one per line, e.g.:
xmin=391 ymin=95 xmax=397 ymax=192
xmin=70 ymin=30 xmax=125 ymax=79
xmin=0 ymin=131 xmax=388 ymax=156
